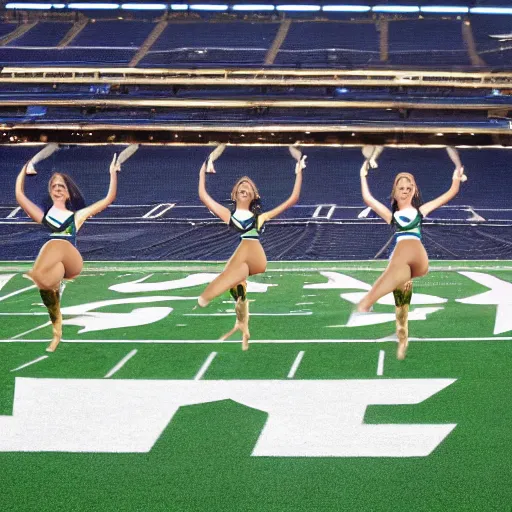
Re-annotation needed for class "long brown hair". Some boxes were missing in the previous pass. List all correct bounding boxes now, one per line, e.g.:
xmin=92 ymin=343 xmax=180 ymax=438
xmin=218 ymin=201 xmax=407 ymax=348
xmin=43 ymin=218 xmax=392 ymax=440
xmin=44 ymin=173 xmax=86 ymax=211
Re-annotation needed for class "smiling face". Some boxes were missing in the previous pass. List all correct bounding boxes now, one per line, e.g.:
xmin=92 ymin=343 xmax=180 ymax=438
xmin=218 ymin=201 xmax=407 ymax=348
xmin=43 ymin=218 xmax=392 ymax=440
xmin=48 ymin=174 xmax=70 ymax=206
xmin=231 ymin=177 xmax=260 ymax=207
xmin=392 ymin=173 xmax=417 ymax=206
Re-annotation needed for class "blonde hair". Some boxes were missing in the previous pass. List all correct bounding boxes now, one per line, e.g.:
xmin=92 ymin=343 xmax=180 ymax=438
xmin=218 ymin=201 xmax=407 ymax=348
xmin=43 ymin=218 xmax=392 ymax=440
xmin=390 ymin=172 xmax=422 ymax=209
xmin=391 ymin=173 xmax=418 ymax=199
xmin=231 ymin=176 xmax=260 ymax=202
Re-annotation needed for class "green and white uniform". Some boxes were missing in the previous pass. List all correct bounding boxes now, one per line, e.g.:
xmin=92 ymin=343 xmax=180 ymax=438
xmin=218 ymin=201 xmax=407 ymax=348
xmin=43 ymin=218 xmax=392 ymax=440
xmin=229 ymin=209 xmax=262 ymax=240
xmin=392 ymin=207 xmax=422 ymax=244
xmin=42 ymin=206 xmax=77 ymax=247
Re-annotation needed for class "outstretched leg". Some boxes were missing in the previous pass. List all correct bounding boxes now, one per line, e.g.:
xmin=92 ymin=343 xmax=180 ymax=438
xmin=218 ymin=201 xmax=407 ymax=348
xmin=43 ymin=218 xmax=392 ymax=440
xmin=199 ymin=241 xmax=266 ymax=348
xmin=198 ymin=240 xmax=266 ymax=307
xmin=393 ymin=280 xmax=413 ymax=360
xmin=357 ymin=262 xmax=411 ymax=312
xmin=27 ymin=240 xmax=83 ymax=352
xmin=357 ymin=240 xmax=427 ymax=312
xmin=198 ymin=262 xmax=250 ymax=307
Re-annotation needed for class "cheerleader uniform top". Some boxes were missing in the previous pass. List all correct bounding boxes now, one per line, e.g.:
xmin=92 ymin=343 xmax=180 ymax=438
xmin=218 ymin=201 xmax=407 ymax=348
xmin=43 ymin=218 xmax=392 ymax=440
xmin=41 ymin=206 xmax=77 ymax=247
xmin=229 ymin=209 xmax=262 ymax=240
xmin=392 ymin=207 xmax=422 ymax=243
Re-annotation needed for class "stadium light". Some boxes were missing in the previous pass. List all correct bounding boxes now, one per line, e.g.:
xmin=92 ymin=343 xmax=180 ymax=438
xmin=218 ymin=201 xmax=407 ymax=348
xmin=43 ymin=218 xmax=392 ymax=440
xmin=372 ymin=5 xmax=420 ymax=13
xmin=121 ymin=3 xmax=167 ymax=9
xmin=189 ymin=4 xmax=228 ymax=10
xmin=6 ymin=2 xmax=54 ymax=8
xmin=322 ymin=5 xmax=371 ymax=12
xmin=276 ymin=5 xmax=321 ymax=12
xmin=232 ymin=4 xmax=275 ymax=11
xmin=170 ymin=4 xmax=188 ymax=9
xmin=420 ymin=6 xmax=469 ymax=14
xmin=68 ymin=2 xmax=120 ymax=8
xmin=470 ymin=7 xmax=512 ymax=15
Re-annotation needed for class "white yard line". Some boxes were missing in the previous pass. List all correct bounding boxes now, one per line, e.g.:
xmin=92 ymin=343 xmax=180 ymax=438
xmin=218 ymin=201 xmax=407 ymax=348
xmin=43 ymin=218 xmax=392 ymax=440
xmin=10 ymin=321 xmax=51 ymax=340
xmin=104 ymin=349 xmax=138 ymax=378
xmin=377 ymin=350 xmax=385 ymax=376
xmin=184 ymin=312 xmax=312 ymax=317
xmin=10 ymin=355 xmax=48 ymax=372
xmin=194 ymin=352 xmax=217 ymax=380
xmin=287 ymin=351 xmax=305 ymax=379
xmin=0 ymin=312 xmax=48 ymax=316
xmin=0 ymin=284 xmax=37 ymax=303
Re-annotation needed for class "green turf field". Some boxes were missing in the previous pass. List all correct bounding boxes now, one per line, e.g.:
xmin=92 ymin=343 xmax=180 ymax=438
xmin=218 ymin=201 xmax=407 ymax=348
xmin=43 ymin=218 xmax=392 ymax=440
xmin=0 ymin=261 xmax=511 ymax=511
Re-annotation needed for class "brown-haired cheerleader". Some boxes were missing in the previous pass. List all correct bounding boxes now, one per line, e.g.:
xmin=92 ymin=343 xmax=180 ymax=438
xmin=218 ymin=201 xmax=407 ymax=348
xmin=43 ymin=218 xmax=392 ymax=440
xmin=197 ymin=145 xmax=306 ymax=350
xmin=350 ymin=148 xmax=465 ymax=359
xmin=15 ymin=145 xmax=122 ymax=352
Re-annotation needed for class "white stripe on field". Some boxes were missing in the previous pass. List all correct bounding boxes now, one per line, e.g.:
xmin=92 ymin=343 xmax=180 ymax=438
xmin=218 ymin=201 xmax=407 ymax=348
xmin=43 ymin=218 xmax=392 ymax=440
xmin=104 ymin=349 xmax=138 ymax=378
xmin=184 ymin=312 xmax=312 ymax=317
xmin=0 ymin=313 xmax=48 ymax=316
xmin=11 ymin=321 xmax=51 ymax=340
xmin=0 ymin=284 xmax=37 ymax=302
xmin=287 ymin=351 xmax=305 ymax=379
xmin=194 ymin=352 xmax=217 ymax=380
xmin=377 ymin=350 xmax=385 ymax=376
xmin=1 ymin=337 xmax=512 ymax=344
xmin=10 ymin=355 xmax=48 ymax=372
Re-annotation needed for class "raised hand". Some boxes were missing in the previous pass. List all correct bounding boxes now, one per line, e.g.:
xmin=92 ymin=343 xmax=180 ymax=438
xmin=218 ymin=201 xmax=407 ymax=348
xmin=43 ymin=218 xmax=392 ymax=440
xmin=452 ymin=165 xmax=467 ymax=182
xmin=295 ymin=154 xmax=307 ymax=174
xmin=205 ymin=159 xmax=216 ymax=174
xmin=360 ymin=159 xmax=370 ymax=178
xmin=109 ymin=153 xmax=121 ymax=174
xmin=24 ymin=161 xmax=37 ymax=175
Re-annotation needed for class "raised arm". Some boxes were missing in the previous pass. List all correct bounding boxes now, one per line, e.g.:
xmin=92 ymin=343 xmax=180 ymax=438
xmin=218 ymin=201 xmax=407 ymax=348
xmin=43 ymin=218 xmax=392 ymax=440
xmin=419 ymin=166 xmax=464 ymax=218
xmin=258 ymin=156 xmax=305 ymax=226
xmin=75 ymin=154 xmax=120 ymax=230
xmin=15 ymin=162 xmax=44 ymax=223
xmin=360 ymin=160 xmax=392 ymax=223
xmin=198 ymin=161 xmax=231 ymax=224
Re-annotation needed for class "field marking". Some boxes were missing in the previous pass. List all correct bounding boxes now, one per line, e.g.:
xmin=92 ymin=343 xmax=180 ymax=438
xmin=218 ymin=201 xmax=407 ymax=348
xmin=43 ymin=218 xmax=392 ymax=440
xmin=377 ymin=350 xmax=385 ymax=376
xmin=184 ymin=312 xmax=313 ymax=317
xmin=104 ymin=349 xmax=138 ymax=379
xmin=2 ymin=337 xmax=512 ymax=344
xmin=10 ymin=321 xmax=51 ymax=340
xmin=0 ymin=313 xmax=48 ymax=316
xmin=0 ymin=284 xmax=37 ymax=302
xmin=194 ymin=352 xmax=217 ymax=380
xmin=10 ymin=355 xmax=48 ymax=372
xmin=287 ymin=351 xmax=305 ymax=379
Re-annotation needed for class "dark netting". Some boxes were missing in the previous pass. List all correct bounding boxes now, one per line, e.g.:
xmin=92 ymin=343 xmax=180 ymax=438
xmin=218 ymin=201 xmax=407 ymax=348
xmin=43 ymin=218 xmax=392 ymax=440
xmin=1 ymin=145 xmax=511 ymax=261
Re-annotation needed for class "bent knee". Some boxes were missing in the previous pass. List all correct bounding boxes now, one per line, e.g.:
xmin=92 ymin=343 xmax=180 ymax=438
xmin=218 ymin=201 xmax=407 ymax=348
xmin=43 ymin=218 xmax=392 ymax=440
xmin=249 ymin=264 xmax=267 ymax=276
xmin=31 ymin=272 xmax=56 ymax=291
xmin=411 ymin=266 xmax=428 ymax=278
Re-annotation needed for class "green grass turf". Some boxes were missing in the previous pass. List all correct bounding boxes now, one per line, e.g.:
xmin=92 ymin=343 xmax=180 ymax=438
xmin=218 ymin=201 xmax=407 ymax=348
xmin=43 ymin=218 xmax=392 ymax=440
xmin=0 ymin=261 xmax=511 ymax=511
